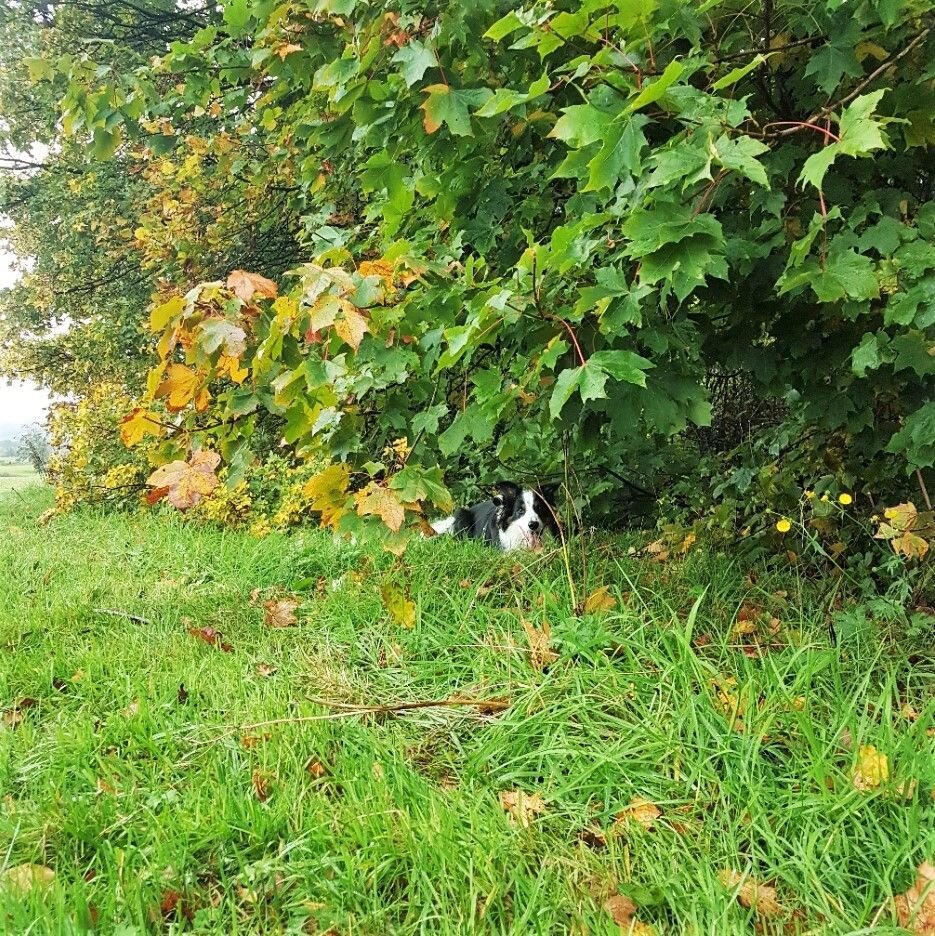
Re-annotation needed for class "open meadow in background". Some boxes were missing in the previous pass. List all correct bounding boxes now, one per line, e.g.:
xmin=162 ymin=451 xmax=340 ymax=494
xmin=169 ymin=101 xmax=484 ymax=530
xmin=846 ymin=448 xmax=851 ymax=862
xmin=2 ymin=485 xmax=933 ymax=933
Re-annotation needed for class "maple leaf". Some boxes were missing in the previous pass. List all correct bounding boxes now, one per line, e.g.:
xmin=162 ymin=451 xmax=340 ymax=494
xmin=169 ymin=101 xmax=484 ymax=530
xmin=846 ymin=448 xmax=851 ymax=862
xmin=894 ymin=862 xmax=935 ymax=935
xmin=303 ymin=463 xmax=351 ymax=529
xmin=615 ymin=796 xmax=661 ymax=831
xmin=522 ymin=619 xmax=558 ymax=670
xmin=226 ymin=270 xmax=278 ymax=302
xmin=852 ymin=744 xmax=889 ymax=791
xmin=0 ymin=863 xmax=55 ymax=895
xmin=381 ymin=583 xmax=416 ymax=628
xmin=187 ymin=625 xmax=233 ymax=652
xmin=216 ymin=354 xmax=249 ymax=384
xmin=583 ymin=585 xmax=617 ymax=614
xmin=274 ymin=42 xmax=302 ymax=59
xmin=355 ymin=483 xmax=406 ymax=531
xmin=155 ymin=363 xmax=201 ymax=411
xmin=499 ymin=789 xmax=546 ymax=827
xmin=334 ymin=303 xmax=369 ymax=351
xmin=120 ymin=407 xmax=163 ymax=447
xmin=263 ymin=597 xmax=300 ymax=628
xmin=147 ymin=451 xmax=221 ymax=510
xmin=718 ymin=870 xmax=782 ymax=917
xmin=358 ymin=259 xmax=396 ymax=291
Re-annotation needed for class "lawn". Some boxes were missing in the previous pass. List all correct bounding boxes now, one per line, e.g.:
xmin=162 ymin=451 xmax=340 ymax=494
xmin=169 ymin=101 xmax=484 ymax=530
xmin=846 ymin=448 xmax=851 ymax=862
xmin=1 ymin=488 xmax=932 ymax=934
xmin=0 ymin=462 xmax=41 ymax=493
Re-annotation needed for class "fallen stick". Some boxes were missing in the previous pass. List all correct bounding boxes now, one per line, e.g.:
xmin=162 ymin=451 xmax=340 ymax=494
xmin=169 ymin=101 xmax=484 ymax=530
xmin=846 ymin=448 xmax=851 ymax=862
xmin=93 ymin=608 xmax=152 ymax=625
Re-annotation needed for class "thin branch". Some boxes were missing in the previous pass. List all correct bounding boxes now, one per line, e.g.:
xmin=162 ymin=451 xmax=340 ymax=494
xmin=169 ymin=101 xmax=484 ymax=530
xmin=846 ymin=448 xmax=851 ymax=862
xmin=93 ymin=608 xmax=152 ymax=624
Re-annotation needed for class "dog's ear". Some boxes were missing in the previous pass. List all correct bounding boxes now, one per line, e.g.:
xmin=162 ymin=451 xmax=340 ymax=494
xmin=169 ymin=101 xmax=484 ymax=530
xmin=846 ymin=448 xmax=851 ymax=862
xmin=538 ymin=482 xmax=560 ymax=506
xmin=492 ymin=481 xmax=521 ymax=508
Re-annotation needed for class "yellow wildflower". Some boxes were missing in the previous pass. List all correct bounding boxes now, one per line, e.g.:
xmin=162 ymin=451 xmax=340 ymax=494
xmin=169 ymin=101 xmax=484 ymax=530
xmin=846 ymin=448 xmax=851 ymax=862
xmin=776 ymin=518 xmax=792 ymax=533
xmin=838 ymin=493 xmax=853 ymax=505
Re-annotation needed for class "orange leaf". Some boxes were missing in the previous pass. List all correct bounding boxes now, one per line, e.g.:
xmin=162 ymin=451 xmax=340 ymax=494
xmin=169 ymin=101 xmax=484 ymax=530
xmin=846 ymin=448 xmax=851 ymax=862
xmin=226 ymin=269 xmax=278 ymax=302
xmin=187 ymin=625 xmax=233 ymax=652
xmin=275 ymin=42 xmax=302 ymax=59
xmin=615 ymin=796 xmax=661 ymax=831
xmin=355 ymin=483 xmax=406 ymax=532
xmin=521 ymin=619 xmax=558 ymax=670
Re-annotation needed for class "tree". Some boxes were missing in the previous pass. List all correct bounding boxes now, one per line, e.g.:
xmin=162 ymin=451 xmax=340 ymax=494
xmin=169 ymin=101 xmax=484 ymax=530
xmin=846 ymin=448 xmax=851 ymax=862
xmin=17 ymin=425 xmax=50 ymax=474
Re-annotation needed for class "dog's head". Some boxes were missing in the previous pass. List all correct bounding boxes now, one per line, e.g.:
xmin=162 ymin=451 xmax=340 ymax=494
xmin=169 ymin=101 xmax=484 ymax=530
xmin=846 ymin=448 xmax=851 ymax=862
xmin=492 ymin=481 xmax=560 ymax=550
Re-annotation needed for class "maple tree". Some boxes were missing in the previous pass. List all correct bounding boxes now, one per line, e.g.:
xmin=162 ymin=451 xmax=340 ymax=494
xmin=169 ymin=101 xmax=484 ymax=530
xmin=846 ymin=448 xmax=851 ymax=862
xmin=0 ymin=0 xmax=933 ymax=552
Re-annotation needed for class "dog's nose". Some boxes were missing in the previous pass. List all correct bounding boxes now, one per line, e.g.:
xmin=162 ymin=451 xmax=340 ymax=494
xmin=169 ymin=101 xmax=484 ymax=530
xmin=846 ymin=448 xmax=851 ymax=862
xmin=528 ymin=519 xmax=540 ymax=531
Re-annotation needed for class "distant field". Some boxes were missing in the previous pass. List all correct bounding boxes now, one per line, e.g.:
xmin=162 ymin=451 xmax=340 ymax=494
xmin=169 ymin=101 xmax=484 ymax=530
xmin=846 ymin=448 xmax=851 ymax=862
xmin=0 ymin=461 xmax=42 ymax=493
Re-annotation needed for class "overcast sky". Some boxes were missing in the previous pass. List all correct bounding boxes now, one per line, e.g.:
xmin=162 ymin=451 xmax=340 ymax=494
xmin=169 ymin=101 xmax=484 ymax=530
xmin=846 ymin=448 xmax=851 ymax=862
xmin=0 ymin=249 xmax=51 ymax=435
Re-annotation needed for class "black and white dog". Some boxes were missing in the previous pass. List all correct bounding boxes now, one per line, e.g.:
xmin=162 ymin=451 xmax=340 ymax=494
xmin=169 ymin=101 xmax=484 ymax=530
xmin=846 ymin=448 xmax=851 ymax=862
xmin=430 ymin=482 xmax=559 ymax=551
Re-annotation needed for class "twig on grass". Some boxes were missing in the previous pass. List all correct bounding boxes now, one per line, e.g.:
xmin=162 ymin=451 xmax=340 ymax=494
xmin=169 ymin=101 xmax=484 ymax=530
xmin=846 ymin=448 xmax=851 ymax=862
xmin=93 ymin=608 xmax=152 ymax=625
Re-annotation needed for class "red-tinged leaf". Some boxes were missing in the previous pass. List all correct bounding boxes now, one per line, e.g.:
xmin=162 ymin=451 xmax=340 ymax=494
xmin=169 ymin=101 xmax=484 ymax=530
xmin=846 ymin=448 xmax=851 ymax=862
xmin=187 ymin=626 xmax=233 ymax=652
xmin=226 ymin=270 xmax=278 ymax=302
xmin=147 ymin=451 xmax=221 ymax=511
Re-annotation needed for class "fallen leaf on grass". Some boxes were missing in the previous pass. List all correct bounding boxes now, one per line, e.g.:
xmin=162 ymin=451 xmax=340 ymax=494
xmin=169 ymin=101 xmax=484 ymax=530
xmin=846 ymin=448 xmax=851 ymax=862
xmin=615 ymin=797 xmax=661 ymax=831
xmin=252 ymin=770 xmax=274 ymax=802
xmin=263 ymin=597 xmax=300 ymax=628
xmin=718 ymin=869 xmax=782 ymax=917
xmin=602 ymin=894 xmax=657 ymax=934
xmin=381 ymin=583 xmax=416 ymax=629
xmin=306 ymin=759 xmax=327 ymax=779
xmin=894 ymin=861 xmax=935 ymax=934
xmin=187 ymin=626 xmax=233 ymax=652
xmin=241 ymin=733 xmax=271 ymax=749
xmin=1 ymin=697 xmax=38 ymax=729
xmin=522 ymin=619 xmax=558 ymax=670
xmin=256 ymin=663 xmax=277 ymax=678
xmin=499 ymin=789 xmax=546 ymax=827
xmin=121 ymin=699 xmax=140 ymax=719
xmin=0 ymin=863 xmax=55 ymax=894
xmin=852 ymin=745 xmax=889 ymax=792
xmin=583 ymin=585 xmax=617 ymax=614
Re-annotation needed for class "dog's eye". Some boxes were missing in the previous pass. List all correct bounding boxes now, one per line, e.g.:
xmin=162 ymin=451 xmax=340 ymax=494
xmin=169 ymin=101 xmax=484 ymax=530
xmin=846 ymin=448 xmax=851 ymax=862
xmin=492 ymin=495 xmax=503 ymax=506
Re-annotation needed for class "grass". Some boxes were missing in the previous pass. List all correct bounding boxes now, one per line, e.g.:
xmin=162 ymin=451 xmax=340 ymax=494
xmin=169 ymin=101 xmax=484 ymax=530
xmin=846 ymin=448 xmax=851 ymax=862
xmin=0 ymin=462 xmax=41 ymax=493
xmin=0 ymin=487 xmax=932 ymax=934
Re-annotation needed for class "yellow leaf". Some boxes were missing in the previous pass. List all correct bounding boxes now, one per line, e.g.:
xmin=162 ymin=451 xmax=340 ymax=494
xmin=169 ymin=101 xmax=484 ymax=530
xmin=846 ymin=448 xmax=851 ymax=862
xmin=882 ymin=502 xmax=918 ymax=532
xmin=149 ymin=295 xmax=185 ymax=332
xmin=155 ymin=363 xmax=201 ymax=412
xmin=852 ymin=745 xmax=889 ymax=792
xmin=119 ymin=408 xmax=163 ymax=447
xmin=275 ymin=42 xmax=302 ymax=59
xmin=380 ymin=583 xmax=416 ymax=628
xmin=303 ymin=463 xmax=351 ymax=529
xmin=718 ymin=870 xmax=782 ymax=917
xmin=217 ymin=354 xmax=249 ymax=385
xmin=583 ymin=585 xmax=617 ymax=615
xmin=0 ymin=863 xmax=55 ymax=895
xmin=263 ymin=597 xmax=300 ymax=628
xmin=334 ymin=304 xmax=369 ymax=351
xmin=521 ymin=619 xmax=558 ymax=670
xmin=615 ymin=796 xmax=661 ymax=831
xmin=498 ymin=789 xmax=546 ymax=827
xmin=355 ymin=483 xmax=406 ymax=532
xmin=194 ymin=386 xmax=211 ymax=413
xmin=892 ymin=531 xmax=929 ymax=560
xmin=358 ymin=259 xmax=396 ymax=291
xmin=226 ymin=269 xmax=278 ymax=302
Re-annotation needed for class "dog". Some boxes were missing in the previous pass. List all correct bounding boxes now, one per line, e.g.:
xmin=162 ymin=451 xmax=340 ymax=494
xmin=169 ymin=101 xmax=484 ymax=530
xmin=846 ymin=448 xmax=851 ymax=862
xmin=430 ymin=482 xmax=559 ymax=551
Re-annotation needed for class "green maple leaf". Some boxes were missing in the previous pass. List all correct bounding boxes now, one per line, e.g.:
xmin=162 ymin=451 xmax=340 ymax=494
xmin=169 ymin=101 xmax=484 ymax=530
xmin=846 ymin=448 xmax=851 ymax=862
xmin=421 ymin=85 xmax=492 ymax=136
xmin=392 ymin=41 xmax=436 ymax=87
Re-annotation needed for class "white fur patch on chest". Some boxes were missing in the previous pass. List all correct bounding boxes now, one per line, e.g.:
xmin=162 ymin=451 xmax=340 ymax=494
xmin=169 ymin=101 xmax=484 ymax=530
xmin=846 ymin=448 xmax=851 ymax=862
xmin=430 ymin=516 xmax=456 ymax=534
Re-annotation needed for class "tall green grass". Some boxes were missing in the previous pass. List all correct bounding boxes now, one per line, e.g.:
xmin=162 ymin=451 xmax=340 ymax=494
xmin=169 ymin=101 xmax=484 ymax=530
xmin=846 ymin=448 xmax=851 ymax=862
xmin=1 ymin=489 xmax=932 ymax=933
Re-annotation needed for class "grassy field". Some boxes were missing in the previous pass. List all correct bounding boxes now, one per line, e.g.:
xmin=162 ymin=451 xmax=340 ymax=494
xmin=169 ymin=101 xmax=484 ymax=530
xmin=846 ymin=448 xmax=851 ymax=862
xmin=0 ymin=461 xmax=41 ymax=493
xmin=0 ymin=488 xmax=932 ymax=934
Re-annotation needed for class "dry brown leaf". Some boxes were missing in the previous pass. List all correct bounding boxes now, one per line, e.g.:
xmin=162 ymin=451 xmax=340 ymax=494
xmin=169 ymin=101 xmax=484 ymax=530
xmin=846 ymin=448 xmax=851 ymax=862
xmin=894 ymin=861 xmax=935 ymax=934
xmin=615 ymin=796 xmax=661 ymax=831
xmin=499 ymin=789 xmax=546 ymax=827
xmin=2 ymin=697 xmax=37 ymax=729
xmin=240 ymin=733 xmax=270 ymax=750
xmin=263 ymin=597 xmax=300 ymax=628
xmin=256 ymin=663 xmax=277 ymax=678
xmin=522 ymin=619 xmax=558 ymax=670
xmin=306 ymin=759 xmax=327 ymax=779
xmin=252 ymin=769 xmax=274 ymax=802
xmin=583 ymin=585 xmax=617 ymax=615
xmin=718 ymin=869 xmax=782 ymax=917
xmin=853 ymin=744 xmax=889 ymax=792
xmin=0 ymin=863 xmax=55 ymax=894
xmin=227 ymin=270 xmax=278 ymax=302
xmin=603 ymin=894 xmax=637 ymax=927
